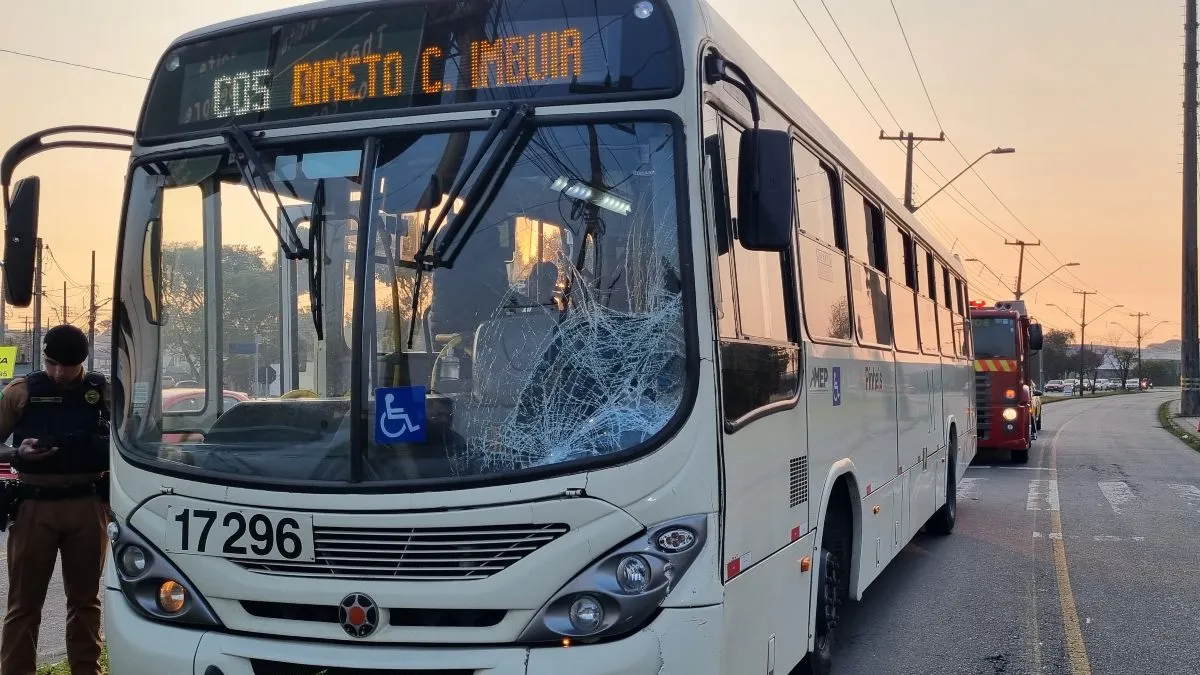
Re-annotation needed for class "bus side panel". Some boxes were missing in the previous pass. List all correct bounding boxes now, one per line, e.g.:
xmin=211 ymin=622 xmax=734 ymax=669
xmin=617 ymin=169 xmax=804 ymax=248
xmin=804 ymin=342 xmax=897 ymax=599
xmin=897 ymin=354 xmax=941 ymax=543
xmin=719 ymin=532 xmax=816 ymax=675
xmin=719 ymin=380 xmax=810 ymax=584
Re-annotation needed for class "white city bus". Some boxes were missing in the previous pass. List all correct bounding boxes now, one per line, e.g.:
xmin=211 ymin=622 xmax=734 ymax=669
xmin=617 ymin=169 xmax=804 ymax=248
xmin=1 ymin=0 xmax=975 ymax=672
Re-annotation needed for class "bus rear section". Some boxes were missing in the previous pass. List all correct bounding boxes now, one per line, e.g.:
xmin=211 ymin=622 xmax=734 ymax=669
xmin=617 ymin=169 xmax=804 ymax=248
xmin=970 ymin=301 xmax=1044 ymax=463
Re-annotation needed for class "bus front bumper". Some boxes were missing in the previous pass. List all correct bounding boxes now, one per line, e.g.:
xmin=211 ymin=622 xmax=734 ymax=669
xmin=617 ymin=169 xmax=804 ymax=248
xmin=105 ymin=590 xmax=723 ymax=674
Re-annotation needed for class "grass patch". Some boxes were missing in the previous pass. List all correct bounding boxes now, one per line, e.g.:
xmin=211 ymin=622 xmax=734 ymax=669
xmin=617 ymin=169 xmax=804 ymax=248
xmin=36 ymin=647 xmax=107 ymax=674
xmin=1157 ymin=399 xmax=1200 ymax=454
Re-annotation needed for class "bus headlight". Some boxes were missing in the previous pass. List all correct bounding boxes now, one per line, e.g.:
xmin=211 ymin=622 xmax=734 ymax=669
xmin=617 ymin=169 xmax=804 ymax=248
xmin=1002 ymin=407 xmax=1018 ymax=421
xmin=110 ymin=518 xmax=222 ymax=628
xmin=518 ymin=514 xmax=708 ymax=644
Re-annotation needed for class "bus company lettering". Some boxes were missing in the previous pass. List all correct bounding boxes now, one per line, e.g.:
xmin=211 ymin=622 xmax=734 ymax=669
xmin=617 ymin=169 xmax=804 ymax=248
xmin=290 ymin=28 xmax=583 ymax=107
xmin=864 ymin=366 xmax=884 ymax=391
xmin=809 ymin=366 xmax=829 ymax=392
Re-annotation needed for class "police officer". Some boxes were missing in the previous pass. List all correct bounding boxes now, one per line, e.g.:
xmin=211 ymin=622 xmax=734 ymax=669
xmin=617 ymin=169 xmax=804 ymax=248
xmin=0 ymin=325 xmax=109 ymax=675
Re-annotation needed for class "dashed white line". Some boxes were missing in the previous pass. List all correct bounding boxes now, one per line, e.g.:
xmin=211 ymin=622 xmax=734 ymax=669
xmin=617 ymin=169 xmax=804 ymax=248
xmin=957 ymin=477 xmax=986 ymax=500
xmin=1027 ymin=479 xmax=1060 ymax=511
xmin=1166 ymin=483 xmax=1200 ymax=513
xmin=1097 ymin=480 xmax=1134 ymax=514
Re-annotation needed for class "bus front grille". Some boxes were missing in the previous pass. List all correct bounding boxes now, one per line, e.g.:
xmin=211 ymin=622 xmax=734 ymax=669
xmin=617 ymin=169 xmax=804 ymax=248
xmin=236 ymin=523 xmax=570 ymax=580
xmin=975 ymin=372 xmax=991 ymax=439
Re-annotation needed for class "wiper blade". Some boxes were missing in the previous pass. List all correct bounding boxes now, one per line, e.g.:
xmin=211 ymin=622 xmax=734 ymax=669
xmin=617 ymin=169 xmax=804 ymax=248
xmin=309 ymin=178 xmax=326 ymax=341
xmin=222 ymin=123 xmax=309 ymax=261
xmin=414 ymin=103 xmax=533 ymax=269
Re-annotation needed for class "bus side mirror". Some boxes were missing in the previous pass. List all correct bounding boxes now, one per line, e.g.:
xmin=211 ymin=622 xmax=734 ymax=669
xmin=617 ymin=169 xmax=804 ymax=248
xmin=3 ymin=176 xmax=40 ymax=308
xmin=736 ymin=129 xmax=793 ymax=251
xmin=1028 ymin=323 xmax=1043 ymax=351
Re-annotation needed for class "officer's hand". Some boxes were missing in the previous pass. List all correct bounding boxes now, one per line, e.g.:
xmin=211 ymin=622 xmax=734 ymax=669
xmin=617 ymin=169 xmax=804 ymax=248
xmin=18 ymin=438 xmax=58 ymax=461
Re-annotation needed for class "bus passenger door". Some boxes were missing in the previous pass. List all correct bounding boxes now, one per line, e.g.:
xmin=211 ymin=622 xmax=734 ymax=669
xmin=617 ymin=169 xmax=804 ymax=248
xmin=703 ymin=97 xmax=811 ymax=675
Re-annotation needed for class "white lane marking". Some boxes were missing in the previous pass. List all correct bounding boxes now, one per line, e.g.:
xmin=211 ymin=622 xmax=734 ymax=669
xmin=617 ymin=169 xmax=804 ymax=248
xmin=1167 ymin=483 xmax=1200 ymax=513
xmin=1026 ymin=479 xmax=1061 ymax=511
xmin=957 ymin=477 xmax=986 ymax=500
xmin=1097 ymin=480 xmax=1134 ymax=514
xmin=1035 ymin=532 xmax=1145 ymax=542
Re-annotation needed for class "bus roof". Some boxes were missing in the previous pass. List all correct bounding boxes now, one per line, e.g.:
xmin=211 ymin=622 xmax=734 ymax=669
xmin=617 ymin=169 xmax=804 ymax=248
xmin=165 ymin=0 xmax=963 ymax=276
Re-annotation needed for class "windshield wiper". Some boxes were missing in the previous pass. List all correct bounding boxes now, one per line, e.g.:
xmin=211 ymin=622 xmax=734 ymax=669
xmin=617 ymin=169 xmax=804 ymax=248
xmin=222 ymin=123 xmax=309 ymax=261
xmin=405 ymin=104 xmax=533 ymax=349
xmin=414 ymin=103 xmax=533 ymax=268
xmin=309 ymin=178 xmax=326 ymax=341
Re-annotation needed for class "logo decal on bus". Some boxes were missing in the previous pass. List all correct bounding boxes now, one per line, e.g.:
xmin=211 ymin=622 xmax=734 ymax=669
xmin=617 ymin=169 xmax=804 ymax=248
xmin=809 ymin=367 xmax=829 ymax=392
xmin=339 ymin=593 xmax=380 ymax=638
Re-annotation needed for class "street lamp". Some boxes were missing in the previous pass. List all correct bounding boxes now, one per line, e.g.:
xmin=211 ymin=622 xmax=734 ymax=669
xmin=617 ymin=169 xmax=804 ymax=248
xmin=913 ymin=147 xmax=1016 ymax=212
xmin=1019 ymin=262 xmax=1080 ymax=299
xmin=964 ymin=258 xmax=1015 ymax=295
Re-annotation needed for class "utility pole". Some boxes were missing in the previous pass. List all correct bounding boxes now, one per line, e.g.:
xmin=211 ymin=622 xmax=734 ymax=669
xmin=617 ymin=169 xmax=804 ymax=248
xmin=62 ymin=281 xmax=68 ymax=325
xmin=1006 ymin=240 xmax=1041 ymax=299
xmin=88 ymin=251 xmax=97 ymax=370
xmin=1074 ymin=290 xmax=1096 ymax=397
xmin=1184 ymin=0 xmax=1200 ymax=414
xmin=1130 ymin=311 xmax=1150 ymax=388
xmin=879 ymin=130 xmax=945 ymax=212
xmin=32 ymin=239 xmax=43 ymax=371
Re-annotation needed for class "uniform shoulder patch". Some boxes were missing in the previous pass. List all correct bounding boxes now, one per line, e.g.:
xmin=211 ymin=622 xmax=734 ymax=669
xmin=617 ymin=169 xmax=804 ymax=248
xmin=85 ymin=389 xmax=102 ymax=405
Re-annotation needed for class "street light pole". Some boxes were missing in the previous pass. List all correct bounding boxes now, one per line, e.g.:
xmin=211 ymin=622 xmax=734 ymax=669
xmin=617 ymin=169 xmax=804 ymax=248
xmin=1017 ymin=262 xmax=1080 ymax=300
xmin=913 ymin=147 xmax=1016 ymax=212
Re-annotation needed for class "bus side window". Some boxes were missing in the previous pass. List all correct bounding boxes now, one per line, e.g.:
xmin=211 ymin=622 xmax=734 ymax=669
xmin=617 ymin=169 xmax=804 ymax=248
xmin=794 ymin=140 xmax=852 ymax=342
xmin=844 ymin=183 xmax=891 ymax=347
xmin=917 ymin=246 xmax=940 ymax=355
xmin=886 ymin=220 xmax=920 ymax=353
xmin=705 ymin=105 xmax=801 ymax=424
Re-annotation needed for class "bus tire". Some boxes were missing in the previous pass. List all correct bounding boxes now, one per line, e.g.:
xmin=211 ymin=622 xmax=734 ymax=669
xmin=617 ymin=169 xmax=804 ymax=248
xmin=1013 ymin=448 xmax=1029 ymax=464
xmin=802 ymin=547 xmax=839 ymax=675
xmin=926 ymin=448 xmax=956 ymax=536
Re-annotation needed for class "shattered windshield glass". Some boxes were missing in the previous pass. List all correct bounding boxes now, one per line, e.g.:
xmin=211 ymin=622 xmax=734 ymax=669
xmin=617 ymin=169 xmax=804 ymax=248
xmin=115 ymin=119 xmax=690 ymax=486
xmin=363 ymin=120 xmax=688 ymax=482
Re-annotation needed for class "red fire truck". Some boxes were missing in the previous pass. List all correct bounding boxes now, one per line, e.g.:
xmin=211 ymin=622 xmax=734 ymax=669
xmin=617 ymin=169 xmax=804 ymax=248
xmin=970 ymin=299 xmax=1044 ymax=463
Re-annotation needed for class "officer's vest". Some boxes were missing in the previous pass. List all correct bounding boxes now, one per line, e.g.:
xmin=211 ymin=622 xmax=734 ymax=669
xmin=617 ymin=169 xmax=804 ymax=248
xmin=11 ymin=371 xmax=108 ymax=474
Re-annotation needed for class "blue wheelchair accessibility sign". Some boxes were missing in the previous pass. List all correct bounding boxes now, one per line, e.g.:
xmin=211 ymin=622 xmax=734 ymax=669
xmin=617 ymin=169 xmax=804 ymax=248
xmin=375 ymin=386 xmax=427 ymax=443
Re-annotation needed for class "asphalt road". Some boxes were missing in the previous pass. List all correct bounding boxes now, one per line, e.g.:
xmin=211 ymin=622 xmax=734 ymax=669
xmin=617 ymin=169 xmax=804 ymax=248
xmin=831 ymin=390 xmax=1200 ymax=675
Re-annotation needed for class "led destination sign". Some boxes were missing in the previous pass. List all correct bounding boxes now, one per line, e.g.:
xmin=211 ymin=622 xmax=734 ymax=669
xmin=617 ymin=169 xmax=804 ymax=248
xmin=139 ymin=0 xmax=681 ymax=140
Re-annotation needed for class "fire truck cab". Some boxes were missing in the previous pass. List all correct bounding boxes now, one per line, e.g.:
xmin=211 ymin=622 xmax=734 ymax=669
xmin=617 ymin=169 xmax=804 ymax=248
xmin=970 ymin=299 xmax=1044 ymax=463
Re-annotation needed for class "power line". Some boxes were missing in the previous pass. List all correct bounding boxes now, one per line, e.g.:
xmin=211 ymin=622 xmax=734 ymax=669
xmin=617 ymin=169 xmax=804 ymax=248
xmin=888 ymin=0 xmax=943 ymax=130
xmin=0 ymin=48 xmax=148 ymax=81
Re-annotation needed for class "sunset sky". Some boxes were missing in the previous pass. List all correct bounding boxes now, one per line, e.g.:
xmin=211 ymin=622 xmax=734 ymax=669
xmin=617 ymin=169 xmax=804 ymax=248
xmin=0 ymin=0 xmax=1186 ymax=347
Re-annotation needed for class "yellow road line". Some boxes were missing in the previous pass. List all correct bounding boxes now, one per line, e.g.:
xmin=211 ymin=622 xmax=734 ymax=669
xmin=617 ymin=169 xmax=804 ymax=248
xmin=1049 ymin=416 xmax=1092 ymax=675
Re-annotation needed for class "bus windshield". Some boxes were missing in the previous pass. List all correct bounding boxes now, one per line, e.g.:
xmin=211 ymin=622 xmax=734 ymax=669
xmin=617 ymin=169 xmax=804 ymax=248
xmin=971 ymin=317 xmax=1018 ymax=359
xmin=115 ymin=119 xmax=689 ymax=487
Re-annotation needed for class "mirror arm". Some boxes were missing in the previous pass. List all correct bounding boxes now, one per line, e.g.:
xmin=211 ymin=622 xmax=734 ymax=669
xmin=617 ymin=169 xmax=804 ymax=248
xmin=704 ymin=52 xmax=760 ymax=128
xmin=2 ymin=126 xmax=133 ymax=210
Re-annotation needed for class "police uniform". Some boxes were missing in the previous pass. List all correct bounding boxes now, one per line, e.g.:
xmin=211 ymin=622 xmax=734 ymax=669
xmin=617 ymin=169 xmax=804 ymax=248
xmin=0 ymin=326 xmax=109 ymax=675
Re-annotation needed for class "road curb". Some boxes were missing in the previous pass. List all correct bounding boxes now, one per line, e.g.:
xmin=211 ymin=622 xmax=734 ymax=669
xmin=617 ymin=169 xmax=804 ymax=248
xmin=1156 ymin=399 xmax=1200 ymax=454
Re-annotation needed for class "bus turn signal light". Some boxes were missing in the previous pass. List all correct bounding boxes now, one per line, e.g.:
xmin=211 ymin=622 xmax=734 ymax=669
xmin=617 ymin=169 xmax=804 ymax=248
xmin=800 ymin=556 xmax=812 ymax=572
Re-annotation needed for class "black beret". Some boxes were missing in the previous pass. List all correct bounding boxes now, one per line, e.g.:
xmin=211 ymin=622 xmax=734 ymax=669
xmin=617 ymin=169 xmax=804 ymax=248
xmin=43 ymin=324 xmax=89 ymax=366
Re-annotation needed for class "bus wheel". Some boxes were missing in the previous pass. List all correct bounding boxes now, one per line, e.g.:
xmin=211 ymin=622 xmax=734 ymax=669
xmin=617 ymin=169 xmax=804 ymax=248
xmin=805 ymin=547 xmax=840 ymax=675
xmin=1013 ymin=448 xmax=1030 ymax=464
xmin=927 ymin=452 xmax=956 ymax=535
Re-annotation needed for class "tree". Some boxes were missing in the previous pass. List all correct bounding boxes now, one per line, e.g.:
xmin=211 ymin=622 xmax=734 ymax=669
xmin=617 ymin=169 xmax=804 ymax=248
xmin=1140 ymin=359 xmax=1178 ymax=388
xmin=1111 ymin=348 xmax=1136 ymax=389
xmin=160 ymin=242 xmax=280 ymax=390
xmin=1079 ymin=346 xmax=1106 ymax=390
xmin=1041 ymin=328 xmax=1075 ymax=380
